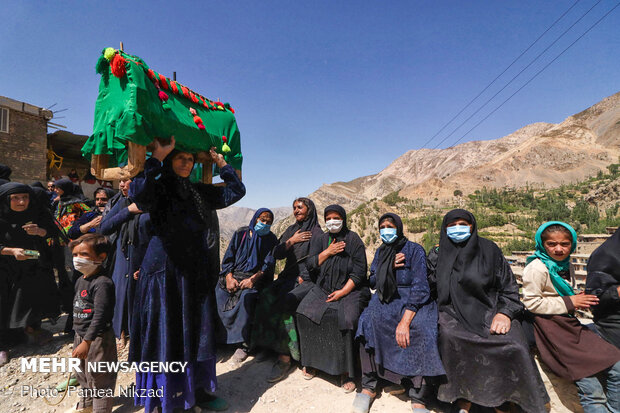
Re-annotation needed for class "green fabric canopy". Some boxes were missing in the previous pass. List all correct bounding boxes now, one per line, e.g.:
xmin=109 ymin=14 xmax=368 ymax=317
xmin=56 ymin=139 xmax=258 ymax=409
xmin=82 ymin=48 xmax=243 ymax=171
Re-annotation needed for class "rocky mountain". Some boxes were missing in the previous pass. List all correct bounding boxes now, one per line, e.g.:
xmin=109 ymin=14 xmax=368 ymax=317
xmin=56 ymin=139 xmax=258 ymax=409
xmin=217 ymin=206 xmax=290 ymax=240
xmin=310 ymin=91 xmax=620 ymax=209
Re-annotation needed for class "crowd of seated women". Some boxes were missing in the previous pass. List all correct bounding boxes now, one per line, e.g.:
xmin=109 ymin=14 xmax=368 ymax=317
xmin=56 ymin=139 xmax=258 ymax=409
xmin=3 ymin=148 xmax=620 ymax=413
xmin=218 ymin=198 xmax=620 ymax=413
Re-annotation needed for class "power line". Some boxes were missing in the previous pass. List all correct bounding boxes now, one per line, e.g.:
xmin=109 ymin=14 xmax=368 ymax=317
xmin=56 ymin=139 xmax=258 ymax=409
xmin=430 ymin=0 xmax=604 ymax=150
xmin=440 ymin=1 xmax=620 ymax=150
xmin=419 ymin=0 xmax=582 ymax=149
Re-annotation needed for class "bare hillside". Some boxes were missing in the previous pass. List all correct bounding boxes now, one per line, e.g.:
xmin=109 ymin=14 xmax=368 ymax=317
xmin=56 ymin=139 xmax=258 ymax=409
xmin=310 ymin=91 xmax=620 ymax=209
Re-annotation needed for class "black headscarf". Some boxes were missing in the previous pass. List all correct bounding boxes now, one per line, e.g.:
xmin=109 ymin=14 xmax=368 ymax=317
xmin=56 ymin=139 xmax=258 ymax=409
xmin=31 ymin=182 xmax=45 ymax=190
xmin=0 ymin=164 xmax=11 ymax=181
xmin=324 ymin=204 xmax=348 ymax=241
xmin=161 ymin=150 xmax=210 ymax=226
xmin=375 ymin=213 xmax=408 ymax=303
xmin=435 ymin=209 xmax=505 ymax=337
xmin=0 ymin=183 xmax=36 ymax=225
xmin=276 ymin=198 xmax=321 ymax=281
xmin=54 ymin=178 xmax=85 ymax=203
xmin=586 ymin=228 xmax=620 ymax=298
xmin=288 ymin=197 xmax=319 ymax=258
xmin=319 ymin=204 xmax=361 ymax=291
xmin=0 ymin=179 xmax=10 ymax=186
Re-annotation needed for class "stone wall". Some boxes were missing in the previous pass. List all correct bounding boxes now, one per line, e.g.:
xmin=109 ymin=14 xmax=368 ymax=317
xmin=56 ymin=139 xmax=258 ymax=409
xmin=0 ymin=106 xmax=48 ymax=183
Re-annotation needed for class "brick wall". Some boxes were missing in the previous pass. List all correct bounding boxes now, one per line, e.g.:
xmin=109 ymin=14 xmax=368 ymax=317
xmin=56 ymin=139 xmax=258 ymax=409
xmin=0 ymin=108 xmax=48 ymax=183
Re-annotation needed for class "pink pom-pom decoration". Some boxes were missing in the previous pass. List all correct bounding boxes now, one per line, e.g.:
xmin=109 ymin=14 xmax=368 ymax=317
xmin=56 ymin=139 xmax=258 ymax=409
xmin=198 ymin=124 xmax=206 ymax=130
xmin=189 ymin=108 xmax=197 ymax=115
xmin=158 ymin=91 xmax=169 ymax=101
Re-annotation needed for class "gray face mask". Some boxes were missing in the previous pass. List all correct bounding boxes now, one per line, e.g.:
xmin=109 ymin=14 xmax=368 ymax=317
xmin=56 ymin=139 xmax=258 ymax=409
xmin=325 ymin=219 xmax=343 ymax=234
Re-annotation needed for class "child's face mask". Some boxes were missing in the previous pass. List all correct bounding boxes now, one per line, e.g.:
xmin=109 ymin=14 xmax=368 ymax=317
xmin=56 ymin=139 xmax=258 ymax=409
xmin=73 ymin=257 xmax=101 ymax=276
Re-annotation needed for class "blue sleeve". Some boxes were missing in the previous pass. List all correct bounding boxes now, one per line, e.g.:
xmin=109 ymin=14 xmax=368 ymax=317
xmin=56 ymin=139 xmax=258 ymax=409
xmin=260 ymin=235 xmax=279 ymax=274
xmin=67 ymin=212 xmax=97 ymax=240
xmin=405 ymin=243 xmax=431 ymax=312
xmin=220 ymin=230 xmax=240 ymax=277
xmin=128 ymin=157 xmax=162 ymax=207
xmin=99 ymin=201 xmax=132 ymax=236
xmin=194 ymin=165 xmax=246 ymax=209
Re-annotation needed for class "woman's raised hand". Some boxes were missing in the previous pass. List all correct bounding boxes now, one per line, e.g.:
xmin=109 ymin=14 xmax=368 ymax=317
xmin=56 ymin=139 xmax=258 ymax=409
xmin=326 ymin=241 xmax=346 ymax=257
xmin=151 ymin=136 xmax=176 ymax=162
xmin=208 ymin=147 xmax=227 ymax=169
xmin=290 ymin=230 xmax=312 ymax=245
xmin=393 ymin=252 xmax=406 ymax=269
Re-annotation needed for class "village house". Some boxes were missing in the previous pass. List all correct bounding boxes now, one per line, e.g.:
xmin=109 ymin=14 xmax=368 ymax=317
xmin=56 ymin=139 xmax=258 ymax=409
xmin=0 ymin=95 xmax=89 ymax=183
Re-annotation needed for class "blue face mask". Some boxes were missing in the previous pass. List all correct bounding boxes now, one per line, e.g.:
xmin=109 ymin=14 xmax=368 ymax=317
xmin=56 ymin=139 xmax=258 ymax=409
xmin=380 ymin=228 xmax=398 ymax=244
xmin=254 ymin=221 xmax=271 ymax=236
xmin=446 ymin=225 xmax=471 ymax=243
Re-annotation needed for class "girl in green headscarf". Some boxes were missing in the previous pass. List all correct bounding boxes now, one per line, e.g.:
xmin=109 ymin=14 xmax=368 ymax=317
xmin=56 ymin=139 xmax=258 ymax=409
xmin=526 ymin=221 xmax=577 ymax=297
xmin=523 ymin=221 xmax=620 ymax=412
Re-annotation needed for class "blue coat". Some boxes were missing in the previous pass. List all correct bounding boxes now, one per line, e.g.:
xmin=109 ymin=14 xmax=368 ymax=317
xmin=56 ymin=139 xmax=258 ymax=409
xmin=128 ymin=158 xmax=246 ymax=365
xmin=215 ymin=208 xmax=278 ymax=345
xmin=356 ymin=241 xmax=445 ymax=378
xmin=99 ymin=200 xmax=151 ymax=339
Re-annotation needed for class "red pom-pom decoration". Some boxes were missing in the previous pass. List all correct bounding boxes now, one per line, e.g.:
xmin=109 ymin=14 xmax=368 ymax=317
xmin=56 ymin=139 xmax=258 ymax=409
xmin=229 ymin=107 xmax=235 ymax=114
xmin=158 ymin=74 xmax=168 ymax=90
xmin=190 ymin=93 xmax=199 ymax=104
xmin=181 ymin=87 xmax=190 ymax=98
xmin=193 ymin=116 xmax=202 ymax=124
xmin=171 ymin=82 xmax=179 ymax=94
xmin=147 ymin=69 xmax=155 ymax=80
xmin=110 ymin=54 xmax=127 ymax=78
xmin=222 ymin=136 xmax=228 ymax=143
xmin=198 ymin=124 xmax=206 ymax=130
xmin=158 ymin=90 xmax=169 ymax=101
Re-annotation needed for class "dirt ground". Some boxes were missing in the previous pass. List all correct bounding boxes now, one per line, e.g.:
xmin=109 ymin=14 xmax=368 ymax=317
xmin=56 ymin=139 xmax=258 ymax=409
xmin=0 ymin=315 xmax=584 ymax=413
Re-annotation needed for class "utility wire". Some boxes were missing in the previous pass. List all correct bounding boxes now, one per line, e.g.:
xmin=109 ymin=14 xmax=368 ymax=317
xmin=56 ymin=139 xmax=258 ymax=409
xmin=430 ymin=0 xmax=603 ymax=150
xmin=419 ymin=0 xmax=582 ymax=149
xmin=439 ymin=1 xmax=620 ymax=150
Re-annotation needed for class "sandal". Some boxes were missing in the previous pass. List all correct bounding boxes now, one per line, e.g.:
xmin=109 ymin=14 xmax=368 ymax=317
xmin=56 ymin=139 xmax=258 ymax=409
xmin=302 ymin=367 xmax=316 ymax=380
xmin=341 ymin=376 xmax=356 ymax=393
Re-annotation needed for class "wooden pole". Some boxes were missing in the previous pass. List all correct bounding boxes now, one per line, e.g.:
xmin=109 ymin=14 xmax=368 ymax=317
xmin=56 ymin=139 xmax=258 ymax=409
xmin=120 ymin=41 xmax=124 ymax=51
xmin=173 ymin=71 xmax=177 ymax=81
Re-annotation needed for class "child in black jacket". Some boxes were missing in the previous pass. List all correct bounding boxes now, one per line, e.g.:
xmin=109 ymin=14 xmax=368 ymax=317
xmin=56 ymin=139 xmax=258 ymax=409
xmin=67 ymin=233 xmax=116 ymax=413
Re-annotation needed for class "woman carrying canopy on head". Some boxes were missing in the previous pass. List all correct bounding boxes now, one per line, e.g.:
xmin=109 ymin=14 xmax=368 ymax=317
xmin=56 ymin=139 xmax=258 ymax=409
xmin=523 ymin=221 xmax=620 ymax=412
xmin=353 ymin=213 xmax=445 ymax=413
xmin=295 ymin=204 xmax=370 ymax=393
xmin=128 ymin=137 xmax=245 ymax=413
xmin=214 ymin=207 xmax=278 ymax=363
xmin=428 ymin=209 xmax=549 ymax=413
xmin=251 ymin=197 xmax=323 ymax=383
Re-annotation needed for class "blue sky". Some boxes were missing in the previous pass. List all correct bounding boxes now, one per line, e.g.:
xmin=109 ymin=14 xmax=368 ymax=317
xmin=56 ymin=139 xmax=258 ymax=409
xmin=2 ymin=1 xmax=619 ymax=208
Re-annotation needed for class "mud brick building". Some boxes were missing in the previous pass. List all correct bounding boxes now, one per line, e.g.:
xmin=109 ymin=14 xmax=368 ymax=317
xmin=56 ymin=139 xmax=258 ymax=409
xmin=0 ymin=96 xmax=90 ymax=183
xmin=0 ymin=96 xmax=53 ymax=183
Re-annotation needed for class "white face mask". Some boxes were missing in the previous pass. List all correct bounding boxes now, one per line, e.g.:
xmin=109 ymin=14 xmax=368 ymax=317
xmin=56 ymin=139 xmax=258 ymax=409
xmin=73 ymin=257 xmax=101 ymax=276
xmin=325 ymin=219 xmax=343 ymax=234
